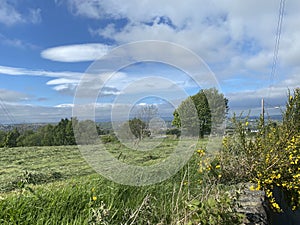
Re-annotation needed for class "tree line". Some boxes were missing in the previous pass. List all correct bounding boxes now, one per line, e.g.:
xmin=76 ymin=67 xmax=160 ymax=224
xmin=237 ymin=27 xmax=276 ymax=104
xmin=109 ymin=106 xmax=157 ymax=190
xmin=0 ymin=88 xmax=229 ymax=147
xmin=0 ymin=118 xmax=109 ymax=148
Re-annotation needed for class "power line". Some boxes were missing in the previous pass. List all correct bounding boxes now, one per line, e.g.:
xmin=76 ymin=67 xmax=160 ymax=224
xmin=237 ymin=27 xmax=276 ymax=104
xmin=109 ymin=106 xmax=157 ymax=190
xmin=269 ymin=0 xmax=286 ymax=88
xmin=0 ymin=97 xmax=16 ymax=124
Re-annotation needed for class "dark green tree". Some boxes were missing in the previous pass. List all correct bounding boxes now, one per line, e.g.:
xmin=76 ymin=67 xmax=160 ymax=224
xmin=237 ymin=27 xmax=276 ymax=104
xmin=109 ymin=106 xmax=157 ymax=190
xmin=129 ymin=118 xmax=148 ymax=140
xmin=53 ymin=118 xmax=76 ymax=145
xmin=4 ymin=128 xmax=20 ymax=147
xmin=0 ymin=130 xmax=6 ymax=147
xmin=203 ymin=88 xmax=229 ymax=135
xmin=39 ymin=124 xmax=55 ymax=146
xmin=172 ymin=88 xmax=229 ymax=137
xmin=17 ymin=131 xmax=42 ymax=146
xmin=73 ymin=119 xmax=99 ymax=145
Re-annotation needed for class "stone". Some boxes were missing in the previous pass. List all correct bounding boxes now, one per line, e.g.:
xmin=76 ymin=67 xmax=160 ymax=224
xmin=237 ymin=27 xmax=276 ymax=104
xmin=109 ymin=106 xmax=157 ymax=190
xmin=237 ymin=183 xmax=268 ymax=225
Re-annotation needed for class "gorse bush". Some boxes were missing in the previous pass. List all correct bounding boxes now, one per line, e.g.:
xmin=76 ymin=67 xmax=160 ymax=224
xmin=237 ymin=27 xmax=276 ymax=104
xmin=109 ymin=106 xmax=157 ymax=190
xmin=250 ymin=89 xmax=300 ymax=212
xmin=220 ymin=88 xmax=300 ymax=212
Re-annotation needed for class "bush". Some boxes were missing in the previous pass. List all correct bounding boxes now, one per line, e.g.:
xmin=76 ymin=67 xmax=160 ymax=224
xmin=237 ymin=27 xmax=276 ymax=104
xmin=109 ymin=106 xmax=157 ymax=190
xmin=100 ymin=134 xmax=119 ymax=144
xmin=219 ymin=89 xmax=300 ymax=212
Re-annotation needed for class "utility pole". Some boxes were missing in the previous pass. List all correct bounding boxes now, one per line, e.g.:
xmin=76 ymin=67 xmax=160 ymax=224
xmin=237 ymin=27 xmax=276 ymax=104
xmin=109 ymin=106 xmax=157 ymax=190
xmin=261 ymin=98 xmax=265 ymax=126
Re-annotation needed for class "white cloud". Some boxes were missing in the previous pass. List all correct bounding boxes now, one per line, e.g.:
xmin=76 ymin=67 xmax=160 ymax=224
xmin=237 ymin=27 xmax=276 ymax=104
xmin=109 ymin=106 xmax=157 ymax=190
xmin=28 ymin=8 xmax=42 ymax=24
xmin=0 ymin=1 xmax=41 ymax=26
xmin=0 ymin=0 xmax=23 ymax=26
xmin=67 ymin=1 xmax=300 ymax=78
xmin=54 ymin=103 xmax=74 ymax=108
xmin=0 ymin=89 xmax=30 ymax=102
xmin=0 ymin=104 xmax=72 ymax=124
xmin=0 ymin=65 xmax=85 ymax=96
xmin=46 ymin=78 xmax=79 ymax=85
xmin=0 ymin=65 xmax=84 ymax=78
xmin=41 ymin=43 xmax=112 ymax=62
xmin=0 ymin=33 xmax=38 ymax=49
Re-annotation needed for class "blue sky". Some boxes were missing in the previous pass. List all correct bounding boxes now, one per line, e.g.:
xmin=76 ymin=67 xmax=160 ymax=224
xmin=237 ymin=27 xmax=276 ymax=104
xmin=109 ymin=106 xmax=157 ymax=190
xmin=0 ymin=0 xmax=299 ymax=123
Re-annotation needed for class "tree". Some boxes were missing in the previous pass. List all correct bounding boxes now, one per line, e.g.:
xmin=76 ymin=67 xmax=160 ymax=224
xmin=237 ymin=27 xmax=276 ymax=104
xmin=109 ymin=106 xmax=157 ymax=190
xmin=39 ymin=124 xmax=55 ymax=146
xmin=129 ymin=118 xmax=149 ymax=140
xmin=203 ymin=88 xmax=229 ymax=135
xmin=53 ymin=118 xmax=76 ymax=145
xmin=0 ymin=130 xmax=6 ymax=147
xmin=135 ymin=104 xmax=159 ymax=128
xmin=4 ymin=128 xmax=20 ymax=147
xmin=172 ymin=88 xmax=228 ymax=137
xmin=17 ymin=131 xmax=42 ymax=146
xmin=73 ymin=119 xmax=99 ymax=145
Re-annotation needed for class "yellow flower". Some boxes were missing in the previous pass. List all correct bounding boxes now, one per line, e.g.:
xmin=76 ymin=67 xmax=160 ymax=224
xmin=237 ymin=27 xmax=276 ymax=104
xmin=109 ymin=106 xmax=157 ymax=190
xmin=215 ymin=165 xmax=221 ymax=169
xmin=92 ymin=196 xmax=97 ymax=201
xmin=249 ymin=186 xmax=256 ymax=191
xmin=272 ymin=202 xmax=281 ymax=211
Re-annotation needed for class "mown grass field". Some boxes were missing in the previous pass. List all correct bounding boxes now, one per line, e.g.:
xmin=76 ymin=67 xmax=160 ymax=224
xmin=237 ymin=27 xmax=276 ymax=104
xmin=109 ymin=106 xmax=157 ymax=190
xmin=0 ymin=137 xmax=241 ymax=225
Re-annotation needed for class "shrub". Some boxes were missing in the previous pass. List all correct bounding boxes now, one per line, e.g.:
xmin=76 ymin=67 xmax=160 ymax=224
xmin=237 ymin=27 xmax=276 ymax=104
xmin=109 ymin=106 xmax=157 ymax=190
xmin=250 ymin=89 xmax=300 ymax=211
xmin=100 ymin=134 xmax=119 ymax=144
xmin=219 ymin=88 xmax=300 ymax=212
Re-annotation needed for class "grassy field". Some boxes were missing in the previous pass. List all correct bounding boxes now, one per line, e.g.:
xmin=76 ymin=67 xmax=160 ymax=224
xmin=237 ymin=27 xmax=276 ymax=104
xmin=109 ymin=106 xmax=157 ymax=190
xmin=0 ymin=137 xmax=242 ymax=224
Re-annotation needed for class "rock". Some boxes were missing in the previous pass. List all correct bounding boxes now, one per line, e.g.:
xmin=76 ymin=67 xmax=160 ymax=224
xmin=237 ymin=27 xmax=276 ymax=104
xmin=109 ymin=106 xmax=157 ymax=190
xmin=237 ymin=183 xmax=268 ymax=225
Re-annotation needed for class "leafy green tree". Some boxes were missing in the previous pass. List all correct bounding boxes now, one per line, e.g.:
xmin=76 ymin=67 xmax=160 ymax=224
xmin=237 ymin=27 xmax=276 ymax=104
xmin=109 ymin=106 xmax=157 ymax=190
xmin=17 ymin=130 xmax=36 ymax=146
xmin=203 ymin=88 xmax=229 ymax=135
xmin=18 ymin=131 xmax=42 ymax=146
xmin=129 ymin=118 xmax=149 ymax=140
xmin=53 ymin=118 xmax=76 ymax=145
xmin=173 ymin=90 xmax=210 ymax=137
xmin=73 ymin=119 xmax=99 ymax=145
xmin=4 ymin=128 xmax=20 ymax=147
xmin=172 ymin=88 xmax=228 ymax=137
xmin=0 ymin=130 xmax=6 ymax=147
xmin=39 ymin=124 xmax=55 ymax=146
xmin=65 ymin=118 xmax=76 ymax=145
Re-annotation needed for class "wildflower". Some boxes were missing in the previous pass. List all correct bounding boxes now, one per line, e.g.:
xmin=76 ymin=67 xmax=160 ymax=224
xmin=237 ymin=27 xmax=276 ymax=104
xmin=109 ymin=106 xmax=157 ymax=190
xmin=271 ymin=202 xmax=281 ymax=212
xmin=92 ymin=196 xmax=97 ymax=201
xmin=197 ymin=149 xmax=205 ymax=156
xmin=249 ymin=186 xmax=256 ymax=191
xmin=215 ymin=165 xmax=221 ymax=169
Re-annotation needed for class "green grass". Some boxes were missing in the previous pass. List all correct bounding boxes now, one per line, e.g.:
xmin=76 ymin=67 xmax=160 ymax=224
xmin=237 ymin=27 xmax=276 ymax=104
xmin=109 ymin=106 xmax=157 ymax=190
xmin=0 ymin=136 xmax=242 ymax=224
xmin=0 ymin=145 xmax=95 ymax=192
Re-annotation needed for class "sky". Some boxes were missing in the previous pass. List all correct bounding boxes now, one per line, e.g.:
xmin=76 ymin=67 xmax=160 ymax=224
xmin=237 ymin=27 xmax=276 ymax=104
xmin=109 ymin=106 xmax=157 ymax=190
xmin=0 ymin=0 xmax=299 ymax=124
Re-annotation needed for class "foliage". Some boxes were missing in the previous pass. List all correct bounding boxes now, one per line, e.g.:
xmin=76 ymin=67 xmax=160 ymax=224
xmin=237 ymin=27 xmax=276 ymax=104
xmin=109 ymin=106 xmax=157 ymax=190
xmin=172 ymin=88 xmax=228 ymax=138
xmin=100 ymin=134 xmax=118 ymax=144
xmin=134 ymin=104 xmax=159 ymax=128
xmin=186 ymin=189 xmax=243 ymax=225
xmin=118 ymin=117 xmax=151 ymax=141
xmin=4 ymin=128 xmax=20 ymax=147
xmin=0 ymin=139 xmax=244 ymax=224
xmin=166 ymin=128 xmax=181 ymax=138
xmin=203 ymin=88 xmax=229 ymax=135
xmin=250 ymin=89 xmax=300 ymax=212
xmin=129 ymin=118 xmax=147 ymax=140
xmin=0 ymin=130 xmax=6 ymax=147
xmin=220 ymin=88 xmax=300 ymax=212
xmin=0 ymin=118 xmax=109 ymax=147
xmin=0 ymin=158 xmax=243 ymax=225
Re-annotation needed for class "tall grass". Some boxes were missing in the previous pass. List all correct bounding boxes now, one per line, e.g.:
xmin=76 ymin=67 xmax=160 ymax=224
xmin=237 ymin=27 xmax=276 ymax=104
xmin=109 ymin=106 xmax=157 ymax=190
xmin=0 ymin=138 xmax=243 ymax=224
xmin=0 ymin=155 xmax=202 ymax=224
